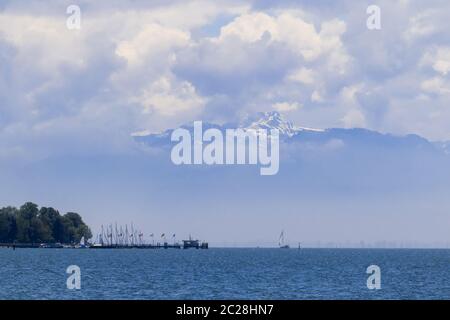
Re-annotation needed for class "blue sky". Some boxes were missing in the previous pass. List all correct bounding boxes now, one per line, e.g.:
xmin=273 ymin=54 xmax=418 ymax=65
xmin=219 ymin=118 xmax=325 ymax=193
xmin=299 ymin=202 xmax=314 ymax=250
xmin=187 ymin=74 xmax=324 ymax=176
xmin=1 ymin=1 xmax=450 ymax=246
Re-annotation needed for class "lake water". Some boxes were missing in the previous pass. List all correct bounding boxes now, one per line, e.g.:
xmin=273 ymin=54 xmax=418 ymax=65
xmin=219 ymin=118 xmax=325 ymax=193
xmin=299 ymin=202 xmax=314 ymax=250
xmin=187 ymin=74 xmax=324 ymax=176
xmin=0 ymin=248 xmax=449 ymax=300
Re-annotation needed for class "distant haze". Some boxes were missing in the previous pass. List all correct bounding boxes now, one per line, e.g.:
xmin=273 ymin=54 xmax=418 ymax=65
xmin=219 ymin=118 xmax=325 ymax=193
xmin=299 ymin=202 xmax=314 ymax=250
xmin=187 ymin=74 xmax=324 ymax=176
xmin=1 ymin=1 xmax=450 ymax=247
xmin=1 ymin=112 xmax=450 ymax=247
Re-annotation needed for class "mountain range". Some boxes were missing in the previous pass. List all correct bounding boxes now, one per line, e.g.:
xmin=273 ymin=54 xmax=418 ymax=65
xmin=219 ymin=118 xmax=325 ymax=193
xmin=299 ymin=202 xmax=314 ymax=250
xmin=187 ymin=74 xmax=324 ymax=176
xmin=132 ymin=111 xmax=448 ymax=157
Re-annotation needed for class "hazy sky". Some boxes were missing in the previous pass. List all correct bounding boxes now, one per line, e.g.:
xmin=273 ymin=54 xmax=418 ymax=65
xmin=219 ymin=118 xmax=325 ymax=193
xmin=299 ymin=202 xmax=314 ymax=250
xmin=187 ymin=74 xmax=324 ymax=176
xmin=1 ymin=1 xmax=450 ymax=246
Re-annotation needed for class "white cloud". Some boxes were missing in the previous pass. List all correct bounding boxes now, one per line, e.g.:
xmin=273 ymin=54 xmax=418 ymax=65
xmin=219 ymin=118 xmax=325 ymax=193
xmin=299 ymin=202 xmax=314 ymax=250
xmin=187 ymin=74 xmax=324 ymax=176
xmin=217 ymin=12 xmax=348 ymax=65
xmin=272 ymin=102 xmax=301 ymax=112
xmin=421 ymin=47 xmax=450 ymax=76
xmin=340 ymin=84 xmax=363 ymax=105
xmin=341 ymin=109 xmax=366 ymax=128
xmin=404 ymin=10 xmax=437 ymax=41
xmin=287 ymin=68 xmax=315 ymax=85
xmin=218 ymin=12 xmax=278 ymax=43
xmin=0 ymin=13 xmax=87 ymax=72
xmin=135 ymin=76 xmax=206 ymax=117
xmin=116 ymin=24 xmax=190 ymax=67
xmin=311 ymin=90 xmax=324 ymax=103
xmin=421 ymin=77 xmax=450 ymax=95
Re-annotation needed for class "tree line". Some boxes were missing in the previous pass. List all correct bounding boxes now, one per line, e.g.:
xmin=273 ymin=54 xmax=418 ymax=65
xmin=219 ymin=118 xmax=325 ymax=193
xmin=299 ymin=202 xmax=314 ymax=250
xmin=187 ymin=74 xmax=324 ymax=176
xmin=0 ymin=202 xmax=92 ymax=244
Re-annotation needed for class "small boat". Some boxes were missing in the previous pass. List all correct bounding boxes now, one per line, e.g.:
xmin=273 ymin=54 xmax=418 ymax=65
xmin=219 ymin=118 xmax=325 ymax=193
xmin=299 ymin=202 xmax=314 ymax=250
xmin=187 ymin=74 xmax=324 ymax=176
xmin=279 ymin=230 xmax=290 ymax=249
xmin=75 ymin=236 xmax=88 ymax=249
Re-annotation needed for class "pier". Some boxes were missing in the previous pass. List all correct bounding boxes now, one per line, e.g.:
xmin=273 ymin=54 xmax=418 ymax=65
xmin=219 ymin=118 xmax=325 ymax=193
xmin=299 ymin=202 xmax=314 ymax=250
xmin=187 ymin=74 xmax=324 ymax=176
xmin=90 ymin=239 xmax=209 ymax=249
xmin=91 ymin=224 xmax=209 ymax=249
xmin=89 ymin=242 xmax=183 ymax=249
xmin=0 ymin=239 xmax=209 ymax=250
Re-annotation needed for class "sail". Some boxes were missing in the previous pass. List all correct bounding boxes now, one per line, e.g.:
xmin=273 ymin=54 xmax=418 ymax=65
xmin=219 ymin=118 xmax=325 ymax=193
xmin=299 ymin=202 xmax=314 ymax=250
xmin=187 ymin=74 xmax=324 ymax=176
xmin=279 ymin=230 xmax=289 ymax=248
xmin=279 ymin=231 xmax=284 ymax=247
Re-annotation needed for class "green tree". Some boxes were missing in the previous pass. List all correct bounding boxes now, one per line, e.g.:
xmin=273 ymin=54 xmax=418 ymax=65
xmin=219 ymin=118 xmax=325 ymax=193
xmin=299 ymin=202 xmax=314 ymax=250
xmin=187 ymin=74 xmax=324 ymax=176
xmin=19 ymin=202 xmax=39 ymax=220
xmin=0 ymin=203 xmax=92 ymax=244
xmin=62 ymin=212 xmax=92 ymax=242
xmin=39 ymin=207 xmax=61 ymax=242
xmin=0 ymin=207 xmax=18 ymax=242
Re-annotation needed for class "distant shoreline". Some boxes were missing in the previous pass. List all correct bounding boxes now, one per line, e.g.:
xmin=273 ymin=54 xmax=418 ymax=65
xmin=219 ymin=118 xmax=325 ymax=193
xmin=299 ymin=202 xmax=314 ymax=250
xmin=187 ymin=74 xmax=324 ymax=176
xmin=1 ymin=244 xmax=449 ymax=250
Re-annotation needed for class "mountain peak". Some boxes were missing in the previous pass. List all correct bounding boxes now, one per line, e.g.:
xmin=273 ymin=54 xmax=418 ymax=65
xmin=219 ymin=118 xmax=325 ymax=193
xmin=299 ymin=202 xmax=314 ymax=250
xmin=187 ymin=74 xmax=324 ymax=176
xmin=243 ymin=111 xmax=323 ymax=137
xmin=245 ymin=111 xmax=295 ymax=136
xmin=132 ymin=111 xmax=323 ymax=140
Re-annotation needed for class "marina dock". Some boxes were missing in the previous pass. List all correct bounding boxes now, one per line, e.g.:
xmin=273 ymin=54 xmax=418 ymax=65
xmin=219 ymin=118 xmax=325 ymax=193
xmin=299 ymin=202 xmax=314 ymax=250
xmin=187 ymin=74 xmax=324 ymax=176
xmin=0 ymin=239 xmax=208 ymax=250
xmin=0 ymin=224 xmax=209 ymax=250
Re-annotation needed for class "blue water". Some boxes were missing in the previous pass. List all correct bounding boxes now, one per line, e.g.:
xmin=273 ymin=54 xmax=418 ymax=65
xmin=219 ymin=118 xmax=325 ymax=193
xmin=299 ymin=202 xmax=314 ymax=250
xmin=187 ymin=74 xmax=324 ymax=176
xmin=0 ymin=248 xmax=449 ymax=299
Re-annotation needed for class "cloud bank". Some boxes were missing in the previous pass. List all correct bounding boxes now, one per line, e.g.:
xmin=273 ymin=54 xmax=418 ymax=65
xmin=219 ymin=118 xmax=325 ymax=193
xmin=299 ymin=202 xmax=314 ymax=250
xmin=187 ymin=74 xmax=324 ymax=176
xmin=1 ymin=0 xmax=450 ymax=162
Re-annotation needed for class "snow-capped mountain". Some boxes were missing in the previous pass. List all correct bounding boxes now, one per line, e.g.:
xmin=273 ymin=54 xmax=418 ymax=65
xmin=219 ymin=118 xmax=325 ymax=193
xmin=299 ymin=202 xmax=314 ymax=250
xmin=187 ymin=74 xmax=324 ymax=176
xmin=241 ymin=111 xmax=323 ymax=137
xmin=133 ymin=111 xmax=324 ymax=146
xmin=132 ymin=111 xmax=448 ymax=156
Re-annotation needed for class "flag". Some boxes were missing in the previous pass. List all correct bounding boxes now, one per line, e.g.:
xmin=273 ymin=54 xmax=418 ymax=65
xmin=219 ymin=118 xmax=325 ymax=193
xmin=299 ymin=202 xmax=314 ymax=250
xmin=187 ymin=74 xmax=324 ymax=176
xmin=172 ymin=234 xmax=176 ymax=238
xmin=161 ymin=233 xmax=165 ymax=238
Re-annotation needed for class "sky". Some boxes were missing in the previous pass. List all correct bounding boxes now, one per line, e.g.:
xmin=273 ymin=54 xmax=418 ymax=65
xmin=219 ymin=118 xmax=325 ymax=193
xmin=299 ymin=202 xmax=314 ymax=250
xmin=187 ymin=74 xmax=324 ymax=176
xmin=2 ymin=0 xmax=450 ymax=161
xmin=1 ymin=1 xmax=450 ymax=246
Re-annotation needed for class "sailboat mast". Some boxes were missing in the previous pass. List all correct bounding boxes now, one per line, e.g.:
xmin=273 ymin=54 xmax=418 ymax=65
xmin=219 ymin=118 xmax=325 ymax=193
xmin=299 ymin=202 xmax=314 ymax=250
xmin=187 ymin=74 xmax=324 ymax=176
xmin=114 ymin=222 xmax=118 ymax=246
xmin=101 ymin=225 xmax=105 ymax=246
xmin=130 ymin=223 xmax=133 ymax=246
